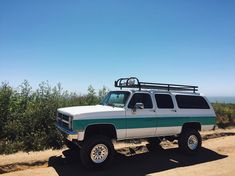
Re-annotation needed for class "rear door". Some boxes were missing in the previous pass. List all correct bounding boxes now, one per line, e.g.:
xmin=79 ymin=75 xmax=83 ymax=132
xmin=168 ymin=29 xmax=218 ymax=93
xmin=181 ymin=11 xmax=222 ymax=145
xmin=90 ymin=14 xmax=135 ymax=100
xmin=154 ymin=93 xmax=179 ymax=136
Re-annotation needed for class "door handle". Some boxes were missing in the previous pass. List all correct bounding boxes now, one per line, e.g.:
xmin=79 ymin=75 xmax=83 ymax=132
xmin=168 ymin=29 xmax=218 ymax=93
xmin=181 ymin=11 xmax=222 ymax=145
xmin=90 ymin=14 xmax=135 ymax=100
xmin=171 ymin=110 xmax=177 ymax=112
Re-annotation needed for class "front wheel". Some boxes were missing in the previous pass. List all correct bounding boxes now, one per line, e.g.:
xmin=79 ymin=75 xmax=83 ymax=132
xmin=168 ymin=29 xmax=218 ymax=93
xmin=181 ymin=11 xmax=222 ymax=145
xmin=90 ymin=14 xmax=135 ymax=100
xmin=80 ymin=135 xmax=115 ymax=169
xmin=178 ymin=129 xmax=202 ymax=155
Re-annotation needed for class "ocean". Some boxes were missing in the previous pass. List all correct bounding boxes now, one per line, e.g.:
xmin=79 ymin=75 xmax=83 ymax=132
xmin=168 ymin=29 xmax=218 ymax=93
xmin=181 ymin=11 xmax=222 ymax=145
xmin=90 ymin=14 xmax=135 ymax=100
xmin=208 ymin=97 xmax=235 ymax=104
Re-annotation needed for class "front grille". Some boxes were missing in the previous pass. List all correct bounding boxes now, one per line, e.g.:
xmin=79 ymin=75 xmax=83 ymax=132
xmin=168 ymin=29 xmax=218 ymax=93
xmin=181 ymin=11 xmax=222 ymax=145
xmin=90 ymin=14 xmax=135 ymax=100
xmin=57 ymin=112 xmax=71 ymax=129
xmin=58 ymin=113 xmax=70 ymax=121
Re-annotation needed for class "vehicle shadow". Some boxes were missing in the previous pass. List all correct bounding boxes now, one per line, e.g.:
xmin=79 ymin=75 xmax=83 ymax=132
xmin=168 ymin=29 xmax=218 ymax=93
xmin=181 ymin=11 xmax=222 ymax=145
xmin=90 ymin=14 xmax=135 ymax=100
xmin=48 ymin=146 xmax=227 ymax=176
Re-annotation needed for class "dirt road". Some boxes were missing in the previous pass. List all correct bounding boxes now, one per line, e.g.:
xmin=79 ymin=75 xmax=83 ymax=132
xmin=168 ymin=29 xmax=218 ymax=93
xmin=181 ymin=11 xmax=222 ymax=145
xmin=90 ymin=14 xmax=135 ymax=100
xmin=1 ymin=128 xmax=235 ymax=176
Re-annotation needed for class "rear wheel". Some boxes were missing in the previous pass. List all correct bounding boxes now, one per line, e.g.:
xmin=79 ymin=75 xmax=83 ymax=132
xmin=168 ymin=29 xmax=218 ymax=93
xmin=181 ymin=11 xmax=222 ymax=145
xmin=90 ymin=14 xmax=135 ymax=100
xmin=80 ymin=135 xmax=115 ymax=169
xmin=178 ymin=129 xmax=202 ymax=155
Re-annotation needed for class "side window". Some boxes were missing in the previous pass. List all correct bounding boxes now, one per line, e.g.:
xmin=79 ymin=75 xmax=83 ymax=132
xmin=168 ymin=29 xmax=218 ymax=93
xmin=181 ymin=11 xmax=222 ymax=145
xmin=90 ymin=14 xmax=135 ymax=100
xmin=155 ymin=94 xmax=174 ymax=109
xmin=176 ymin=95 xmax=210 ymax=109
xmin=128 ymin=93 xmax=153 ymax=109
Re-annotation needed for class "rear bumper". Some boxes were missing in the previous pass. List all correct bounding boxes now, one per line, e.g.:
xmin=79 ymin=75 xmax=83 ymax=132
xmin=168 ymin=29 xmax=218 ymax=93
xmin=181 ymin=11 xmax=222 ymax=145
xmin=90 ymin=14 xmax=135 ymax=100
xmin=55 ymin=123 xmax=78 ymax=142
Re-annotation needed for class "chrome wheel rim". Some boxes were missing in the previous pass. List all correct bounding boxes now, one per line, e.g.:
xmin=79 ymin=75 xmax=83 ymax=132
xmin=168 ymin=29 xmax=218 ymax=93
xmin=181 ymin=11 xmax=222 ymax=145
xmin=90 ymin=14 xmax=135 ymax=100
xmin=90 ymin=144 xmax=109 ymax=163
xmin=188 ymin=135 xmax=198 ymax=150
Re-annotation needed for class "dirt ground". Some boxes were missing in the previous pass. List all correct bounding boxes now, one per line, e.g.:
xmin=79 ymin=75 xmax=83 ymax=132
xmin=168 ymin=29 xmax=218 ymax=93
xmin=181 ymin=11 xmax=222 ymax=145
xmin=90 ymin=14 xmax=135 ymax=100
xmin=1 ymin=128 xmax=235 ymax=176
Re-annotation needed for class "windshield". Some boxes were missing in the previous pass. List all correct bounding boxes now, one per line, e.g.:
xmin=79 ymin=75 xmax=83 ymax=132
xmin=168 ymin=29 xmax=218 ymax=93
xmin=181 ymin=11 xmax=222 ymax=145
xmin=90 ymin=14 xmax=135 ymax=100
xmin=100 ymin=91 xmax=130 ymax=108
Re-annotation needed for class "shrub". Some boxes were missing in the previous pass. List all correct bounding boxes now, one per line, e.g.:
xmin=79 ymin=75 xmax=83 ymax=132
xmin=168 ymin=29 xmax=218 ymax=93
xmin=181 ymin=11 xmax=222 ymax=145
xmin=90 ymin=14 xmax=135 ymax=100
xmin=212 ymin=103 xmax=235 ymax=128
xmin=0 ymin=81 xmax=108 ymax=154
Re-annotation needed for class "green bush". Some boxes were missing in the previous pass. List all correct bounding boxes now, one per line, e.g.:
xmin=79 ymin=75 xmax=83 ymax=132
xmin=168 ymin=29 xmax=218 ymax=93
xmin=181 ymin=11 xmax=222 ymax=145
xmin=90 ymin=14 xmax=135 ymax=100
xmin=0 ymin=81 xmax=108 ymax=154
xmin=212 ymin=103 xmax=235 ymax=128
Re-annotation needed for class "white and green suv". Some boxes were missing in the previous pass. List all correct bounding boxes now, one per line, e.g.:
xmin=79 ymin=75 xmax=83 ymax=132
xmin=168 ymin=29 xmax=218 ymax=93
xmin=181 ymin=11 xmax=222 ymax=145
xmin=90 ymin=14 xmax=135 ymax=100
xmin=56 ymin=77 xmax=216 ymax=169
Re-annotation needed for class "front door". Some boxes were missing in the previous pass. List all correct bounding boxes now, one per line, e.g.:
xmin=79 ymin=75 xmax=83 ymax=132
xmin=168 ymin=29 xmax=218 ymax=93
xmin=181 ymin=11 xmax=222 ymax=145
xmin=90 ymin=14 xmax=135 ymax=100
xmin=126 ymin=93 xmax=156 ymax=138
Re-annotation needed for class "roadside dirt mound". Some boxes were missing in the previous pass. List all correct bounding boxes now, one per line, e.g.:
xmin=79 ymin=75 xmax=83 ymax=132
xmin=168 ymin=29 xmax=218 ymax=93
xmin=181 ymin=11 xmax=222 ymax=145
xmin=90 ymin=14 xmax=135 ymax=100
xmin=202 ymin=132 xmax=235 ymax=140
xmin=0 ymin=150 xmax=63 ymax=174
xmin=0 ymin=161 xmax=47 ymax=174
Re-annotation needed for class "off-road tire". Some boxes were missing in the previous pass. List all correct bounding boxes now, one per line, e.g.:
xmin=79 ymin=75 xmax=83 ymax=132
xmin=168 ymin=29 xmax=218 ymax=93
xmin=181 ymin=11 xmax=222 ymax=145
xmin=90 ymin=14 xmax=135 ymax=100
xmin=178 ymin=129 xmax=202 ymax=155
xmin=80 ymin=135 xmax=115 ymax=169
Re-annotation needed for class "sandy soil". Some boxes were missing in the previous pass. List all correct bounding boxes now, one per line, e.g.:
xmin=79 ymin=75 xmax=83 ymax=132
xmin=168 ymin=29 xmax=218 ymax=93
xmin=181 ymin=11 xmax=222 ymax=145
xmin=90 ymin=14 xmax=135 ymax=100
xmin=1 ymin=128 xmax=235 ymax=176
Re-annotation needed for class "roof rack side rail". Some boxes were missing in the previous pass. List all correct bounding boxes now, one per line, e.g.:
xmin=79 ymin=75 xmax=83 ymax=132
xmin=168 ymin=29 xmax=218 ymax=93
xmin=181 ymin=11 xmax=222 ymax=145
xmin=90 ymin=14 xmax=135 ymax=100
xmin=114 ymin=77 xmax=198 ymax=93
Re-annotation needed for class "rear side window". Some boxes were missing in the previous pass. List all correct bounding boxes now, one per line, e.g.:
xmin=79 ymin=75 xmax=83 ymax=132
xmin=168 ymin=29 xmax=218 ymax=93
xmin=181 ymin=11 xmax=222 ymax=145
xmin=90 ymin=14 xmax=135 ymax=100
xmin=155 ymin=94 xmax=174 ymax=109
xmin=176 ymin=95 xmax=210 ymax=109
xmin=128 ymin=93 xmax=153 ymax=109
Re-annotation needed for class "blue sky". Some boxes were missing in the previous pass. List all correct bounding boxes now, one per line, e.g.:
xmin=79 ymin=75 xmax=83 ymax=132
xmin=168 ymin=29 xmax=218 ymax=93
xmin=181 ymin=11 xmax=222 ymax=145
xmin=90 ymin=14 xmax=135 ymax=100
xmin=0 ymin=0 xmax=235 ymax=96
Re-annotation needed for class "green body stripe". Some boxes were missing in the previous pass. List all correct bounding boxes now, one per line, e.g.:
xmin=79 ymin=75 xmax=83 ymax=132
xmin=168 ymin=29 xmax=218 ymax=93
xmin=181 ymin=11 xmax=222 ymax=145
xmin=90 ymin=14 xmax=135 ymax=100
xmin=72 ymin=116 xmax=215 ymax=131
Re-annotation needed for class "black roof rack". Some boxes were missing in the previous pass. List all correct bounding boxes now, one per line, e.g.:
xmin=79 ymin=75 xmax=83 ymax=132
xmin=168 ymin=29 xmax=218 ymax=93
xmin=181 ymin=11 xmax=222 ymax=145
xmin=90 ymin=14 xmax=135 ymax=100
xmin=114 ymin=77 xmax=198 ymax=93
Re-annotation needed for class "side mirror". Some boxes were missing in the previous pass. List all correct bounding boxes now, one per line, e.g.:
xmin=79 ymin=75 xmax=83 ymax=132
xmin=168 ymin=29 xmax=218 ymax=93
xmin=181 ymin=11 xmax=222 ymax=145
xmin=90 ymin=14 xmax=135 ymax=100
xmin=133 ymin=102 xmax=144 ymax=112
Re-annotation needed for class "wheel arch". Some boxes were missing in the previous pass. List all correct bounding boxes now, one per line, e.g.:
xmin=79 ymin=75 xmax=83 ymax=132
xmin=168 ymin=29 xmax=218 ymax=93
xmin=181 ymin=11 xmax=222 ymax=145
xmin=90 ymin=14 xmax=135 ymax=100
xmin=181 ymin=122 xmax=202 ymax=133
xmin=83 ymin=123 xmax=117 ymax=140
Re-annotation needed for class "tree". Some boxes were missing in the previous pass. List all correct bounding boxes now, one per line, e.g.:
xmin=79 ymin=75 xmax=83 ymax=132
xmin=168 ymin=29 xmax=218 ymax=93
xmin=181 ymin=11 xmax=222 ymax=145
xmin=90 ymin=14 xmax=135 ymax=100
xmin=98 ymin=86 xmax=109 ymax=101
xmin=87 ymin=85 xmax=98 ymax=105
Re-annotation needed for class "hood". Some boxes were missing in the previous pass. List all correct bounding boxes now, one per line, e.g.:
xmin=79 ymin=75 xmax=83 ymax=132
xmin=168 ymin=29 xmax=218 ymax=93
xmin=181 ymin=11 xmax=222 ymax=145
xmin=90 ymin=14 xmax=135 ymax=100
xmin=57 ymin=105 xmax=125 ymax=119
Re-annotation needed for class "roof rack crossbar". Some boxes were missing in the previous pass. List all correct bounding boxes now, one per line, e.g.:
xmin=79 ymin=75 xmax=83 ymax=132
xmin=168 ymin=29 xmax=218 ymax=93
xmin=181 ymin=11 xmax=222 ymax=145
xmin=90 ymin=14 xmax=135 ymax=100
xmin=114 ymin=77 xmax=198 ymax=93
